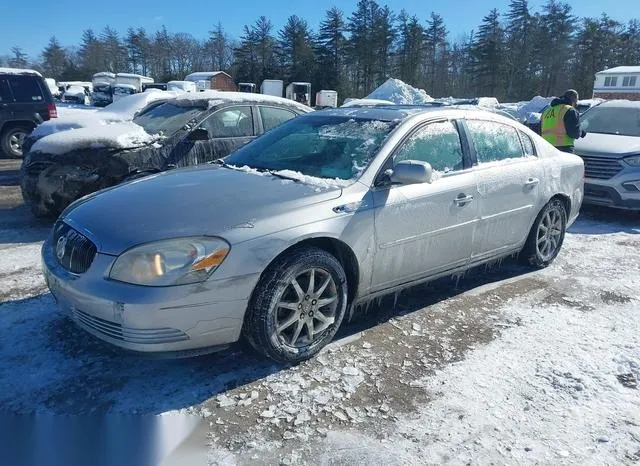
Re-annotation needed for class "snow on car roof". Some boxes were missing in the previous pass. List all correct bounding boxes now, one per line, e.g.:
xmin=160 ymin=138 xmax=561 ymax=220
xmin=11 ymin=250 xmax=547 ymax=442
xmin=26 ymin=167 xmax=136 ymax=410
xmin=0 ymin=67 xmax=42 ymax=77
xmin=171 ymin=90 xmax=313 ymax=112
xmin=184 ymin=71 xmax=228 ymax=81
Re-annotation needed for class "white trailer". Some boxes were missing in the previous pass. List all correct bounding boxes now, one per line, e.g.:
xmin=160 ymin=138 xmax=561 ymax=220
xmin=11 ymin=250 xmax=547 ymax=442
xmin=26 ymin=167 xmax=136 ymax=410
xmin=286 ymin=82 xmax=311 ymax=106
xmin=167 ymin=80 xmax=196 ymax=93
xmin=260 ymin=79 xmax=284 ymax=97
xmin=112 ymin=73 xmax=154 ymax=102
xmin=238 ymin=82 xmax=256 ymax=93
xmin=315 ymin=90 xmax=338 ymax=108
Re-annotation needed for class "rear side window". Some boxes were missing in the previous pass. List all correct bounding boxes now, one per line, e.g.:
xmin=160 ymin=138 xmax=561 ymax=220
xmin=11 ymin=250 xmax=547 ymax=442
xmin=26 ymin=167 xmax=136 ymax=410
xmin=466 ymin=120 xmax=524 ymax=163
xmin=519 ymin=131 xmax=536 ymax=156
xmin=259 ymin=106 xmax=297 ymax=132
xmin=0 ymin=79 xmax=12 ymax=102
xmin=6 ymin=76 xmax=44 ymax=103
xmin=203 ymin=106 xmax=254 ymax=138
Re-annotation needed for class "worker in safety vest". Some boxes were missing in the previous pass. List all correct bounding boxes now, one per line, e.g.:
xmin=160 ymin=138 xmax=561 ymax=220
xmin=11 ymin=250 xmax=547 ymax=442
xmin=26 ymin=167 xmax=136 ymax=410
xmin=540 ymin=89 xmax=586 ymax=153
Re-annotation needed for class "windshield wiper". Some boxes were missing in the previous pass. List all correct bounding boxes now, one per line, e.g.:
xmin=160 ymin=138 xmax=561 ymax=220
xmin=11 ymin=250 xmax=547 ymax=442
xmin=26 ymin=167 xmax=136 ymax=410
xmin=588 ymin=130 xmax=621 ymax=135
xmin=265 ymin=170 xmax=302 ymax=183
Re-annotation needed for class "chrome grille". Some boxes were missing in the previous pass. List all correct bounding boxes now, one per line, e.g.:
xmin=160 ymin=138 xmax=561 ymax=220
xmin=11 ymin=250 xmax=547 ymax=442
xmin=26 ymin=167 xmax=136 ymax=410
xmin=53 ymin=222 xmax=97 ymax=274
xmin=72 ymin=309 xmax=189 ymax=344
xmin=579 ymin=155 xmax=623 ymax=180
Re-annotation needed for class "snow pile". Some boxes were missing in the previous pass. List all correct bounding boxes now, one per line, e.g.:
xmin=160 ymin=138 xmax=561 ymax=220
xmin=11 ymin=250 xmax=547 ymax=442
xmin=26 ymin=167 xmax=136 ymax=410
xmin=31 ymin=122 xmax=160 ymax=155
xmin=365 ymin=78 xmax=434 ymax=105
xmin=172 ymin=90 xmax=312 ymax=112
xmin=31 ymin=91 xmax=176 ymax=139
xmin=499 ymin=96 xmax=553 ymax=123
xmin=229 ymin=165 xmax=350 ymax=190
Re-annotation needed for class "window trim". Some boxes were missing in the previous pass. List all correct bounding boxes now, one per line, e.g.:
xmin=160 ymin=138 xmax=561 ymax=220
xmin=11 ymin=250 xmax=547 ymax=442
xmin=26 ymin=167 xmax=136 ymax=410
xmin=373 ymin=118 xmax=471 ymax=188
xmin=199 ymin=105 xmax=255 ymax=139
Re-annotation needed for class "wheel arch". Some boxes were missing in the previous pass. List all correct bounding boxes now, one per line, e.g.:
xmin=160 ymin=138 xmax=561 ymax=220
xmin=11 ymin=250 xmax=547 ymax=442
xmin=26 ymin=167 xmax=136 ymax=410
xmin=0 ymin=120 xmax=37 ymax=135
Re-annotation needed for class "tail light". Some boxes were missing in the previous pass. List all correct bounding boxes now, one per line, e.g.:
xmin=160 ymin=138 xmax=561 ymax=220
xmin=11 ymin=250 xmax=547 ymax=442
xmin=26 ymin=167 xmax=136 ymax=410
xmin=47 ymin=103 xmax=58 ymax=119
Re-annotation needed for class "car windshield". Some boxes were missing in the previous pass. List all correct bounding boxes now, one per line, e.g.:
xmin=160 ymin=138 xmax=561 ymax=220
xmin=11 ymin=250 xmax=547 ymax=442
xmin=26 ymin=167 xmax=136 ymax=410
xmin=132 ymin=103 xmax=203 ymax=136
xmin=224 ymin=115 xmax=398 ymax=180
xmin=581 ymin=106 xmax=640 ymax=137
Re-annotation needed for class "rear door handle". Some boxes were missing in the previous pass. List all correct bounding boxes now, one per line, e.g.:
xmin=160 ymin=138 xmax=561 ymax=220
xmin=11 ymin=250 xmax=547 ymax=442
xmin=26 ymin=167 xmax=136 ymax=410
xmin=454 ymin=194 xmax=474 ymax=206
xmin=524 ymin=177 xmax=540 ymax=187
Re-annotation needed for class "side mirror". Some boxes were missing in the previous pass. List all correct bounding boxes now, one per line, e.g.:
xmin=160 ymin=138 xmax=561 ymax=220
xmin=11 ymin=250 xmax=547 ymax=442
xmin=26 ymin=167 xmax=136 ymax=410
xmin=389 ymin=160 xmax=433 ymax=185
xmin=188 ymin=127 xmax=209 ymax=141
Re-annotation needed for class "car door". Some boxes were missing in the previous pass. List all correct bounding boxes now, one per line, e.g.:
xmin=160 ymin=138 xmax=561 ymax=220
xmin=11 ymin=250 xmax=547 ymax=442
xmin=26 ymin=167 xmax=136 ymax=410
xmin=185 ymin=106 xmax=256 ymax=165
xmin=462 ymin=119 xmax=543 ymax=260
xmin=258 ymin=105 xmax=298 ymax=134
xmin=370 ymin=119 xmax=479 ymax=291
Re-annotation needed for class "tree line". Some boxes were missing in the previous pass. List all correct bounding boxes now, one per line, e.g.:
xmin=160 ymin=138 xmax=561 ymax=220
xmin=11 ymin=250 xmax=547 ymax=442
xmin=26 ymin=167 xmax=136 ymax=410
xmin=3 ymin=0 xmax=639 ymax=102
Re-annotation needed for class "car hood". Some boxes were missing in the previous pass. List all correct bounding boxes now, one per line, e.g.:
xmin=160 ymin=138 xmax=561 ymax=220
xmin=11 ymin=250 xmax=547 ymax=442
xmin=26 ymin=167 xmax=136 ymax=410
xmin=30 ymin=122 xmax=162 ymax=156
xmin=574 ymin=132 xmax=640 ymax=158
xmin=63 ymin=165 xmax=344 ymax=255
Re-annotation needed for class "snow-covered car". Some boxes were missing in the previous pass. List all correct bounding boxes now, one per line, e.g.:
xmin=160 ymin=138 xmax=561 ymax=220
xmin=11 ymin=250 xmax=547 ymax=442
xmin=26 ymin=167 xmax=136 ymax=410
xmin=61 ymin=85 xmax=90 ymax=105
xmin=22 ymin=90 xmax=176 ymax=154
xmin=41 ymin=105 xmax=584 ymax=363
xmin=574 ymin=100 xmax=640 ymax=210
xmin=21 ymin=91 xmax=312 ymax=217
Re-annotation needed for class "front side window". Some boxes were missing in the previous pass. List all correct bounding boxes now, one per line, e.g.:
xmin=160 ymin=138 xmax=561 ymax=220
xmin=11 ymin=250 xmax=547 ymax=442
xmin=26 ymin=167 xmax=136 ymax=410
xmin=393 ymin=121 xmax=464 ymax=173
xmin=466 ymin=120 xmax=524 ymax=163
xmin=202 ymin=106 xmax=254 ymax=138
xmin=224 ymin=115 xmax=398 ymax=181
xmin=7 ymin=76 xmax=44 ymax=103
xmin=259 ymin=106 xmax=297 ymax=132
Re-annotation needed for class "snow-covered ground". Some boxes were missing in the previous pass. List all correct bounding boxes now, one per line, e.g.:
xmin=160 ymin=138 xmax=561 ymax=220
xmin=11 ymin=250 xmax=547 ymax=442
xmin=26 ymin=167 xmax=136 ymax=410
xmin=0 ymin=159 xmax=638 ymax=464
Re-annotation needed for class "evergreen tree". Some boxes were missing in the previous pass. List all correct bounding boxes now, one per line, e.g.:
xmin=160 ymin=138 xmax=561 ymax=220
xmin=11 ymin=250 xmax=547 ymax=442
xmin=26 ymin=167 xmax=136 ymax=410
xmin=504 ymin=0 xmax=533 ymax=99
xmin=78 ymin=29 xmax=105 ymax=74
xmin=41 ymin=37 xmax=68 ymax=78
xmin=618 ymin=20 xmax=640 ymax=65
xmin=396 ymin=11 xmax=424 ymax=86
xmin=278 ymin=15 xmax=316 ymax=83
xmin=424 ymin=12 xmax=448 ymax=95
xmin=472 ymin=9 xmax=506 ymax=99
xmin=9 ymin=46 xmax=28 ymax=68
xmin=101 ymin=26 xmax=127 ymax=72
xmin=315 ymin=7 xmax=347 ymax=93
xmin=206 ymin=23 xmax=234 ymax=71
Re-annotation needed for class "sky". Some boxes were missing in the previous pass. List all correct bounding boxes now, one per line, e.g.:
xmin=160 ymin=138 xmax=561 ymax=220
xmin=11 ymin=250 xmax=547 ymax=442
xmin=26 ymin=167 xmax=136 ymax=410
xmin=1 ymin=0 xmax=638 ymax=60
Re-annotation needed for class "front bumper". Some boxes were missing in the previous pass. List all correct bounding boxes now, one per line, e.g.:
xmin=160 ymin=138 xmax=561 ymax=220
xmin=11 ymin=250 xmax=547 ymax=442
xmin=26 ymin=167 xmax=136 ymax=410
xmin=583 ymin=177 xmax=640 ymax=211
xmin=42 ymin=236 xmax=259 ymax=355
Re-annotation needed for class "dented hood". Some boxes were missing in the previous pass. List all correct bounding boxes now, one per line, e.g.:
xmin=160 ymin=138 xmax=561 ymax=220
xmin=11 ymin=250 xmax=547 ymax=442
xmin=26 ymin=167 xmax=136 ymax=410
xmin=63 ymin=165 xmax=343 ymax=255
xmin=30 ymin=122 xmax=160 ymax=156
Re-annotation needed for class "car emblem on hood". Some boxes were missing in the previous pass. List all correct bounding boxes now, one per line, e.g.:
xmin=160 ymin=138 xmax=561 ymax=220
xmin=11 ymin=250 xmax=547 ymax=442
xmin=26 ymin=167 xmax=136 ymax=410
xmin=56 ymin=235 xmax=67 ymax=261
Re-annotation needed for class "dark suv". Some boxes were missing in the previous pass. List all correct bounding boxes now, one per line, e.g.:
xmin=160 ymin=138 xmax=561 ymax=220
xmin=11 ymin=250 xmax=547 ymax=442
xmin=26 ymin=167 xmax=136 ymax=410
xmin=0 ymin=69 xmax=57 ymax=157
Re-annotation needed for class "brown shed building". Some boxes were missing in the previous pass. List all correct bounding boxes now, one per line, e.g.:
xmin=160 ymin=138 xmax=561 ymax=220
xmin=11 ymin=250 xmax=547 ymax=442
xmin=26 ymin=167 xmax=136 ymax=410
xmin=184 ymin=71 xmax=236 ymax=91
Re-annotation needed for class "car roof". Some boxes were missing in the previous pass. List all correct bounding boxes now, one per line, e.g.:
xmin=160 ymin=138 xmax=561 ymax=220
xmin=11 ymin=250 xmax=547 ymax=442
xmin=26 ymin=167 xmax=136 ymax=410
xmin=307 ymin=104 xmax=509 ymax=123
xmin=170 ymin=90 xmax=313 ymax=113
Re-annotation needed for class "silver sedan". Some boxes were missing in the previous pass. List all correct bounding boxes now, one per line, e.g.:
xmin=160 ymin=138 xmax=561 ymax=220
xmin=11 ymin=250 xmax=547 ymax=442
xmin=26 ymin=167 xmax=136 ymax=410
xmin=42 ymin=106 xmax=584 ymax=363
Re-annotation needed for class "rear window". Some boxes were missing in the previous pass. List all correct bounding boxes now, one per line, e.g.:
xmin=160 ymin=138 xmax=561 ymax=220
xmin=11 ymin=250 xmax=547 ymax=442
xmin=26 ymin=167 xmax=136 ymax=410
xmin=466 ymin=120 xmax=524 ymax=163
xmin=6 ymin=76 xmax=45 ymax=103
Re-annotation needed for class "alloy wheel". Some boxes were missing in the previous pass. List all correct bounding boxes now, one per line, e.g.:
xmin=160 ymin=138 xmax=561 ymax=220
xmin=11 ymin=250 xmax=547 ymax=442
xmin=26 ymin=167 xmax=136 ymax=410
xmin=536 ymin=206 xmax=564 ymax=261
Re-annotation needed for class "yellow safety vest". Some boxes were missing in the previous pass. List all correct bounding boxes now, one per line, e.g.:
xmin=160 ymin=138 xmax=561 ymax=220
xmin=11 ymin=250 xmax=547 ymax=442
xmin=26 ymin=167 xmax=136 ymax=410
xmin=541 ymin=104 xmax=575 ymax=147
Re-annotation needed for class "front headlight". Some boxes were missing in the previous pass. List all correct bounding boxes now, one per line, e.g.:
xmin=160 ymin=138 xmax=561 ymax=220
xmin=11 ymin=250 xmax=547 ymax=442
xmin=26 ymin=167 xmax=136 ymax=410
xmin=624 ymin=155 xmax=640 ymax=166
xmin=110 ymin=237 xmax=230 ymax=286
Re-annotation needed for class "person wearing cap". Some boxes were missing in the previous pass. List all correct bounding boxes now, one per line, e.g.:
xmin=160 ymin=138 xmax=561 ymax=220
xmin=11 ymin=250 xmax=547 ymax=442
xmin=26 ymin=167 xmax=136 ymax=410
xmin=540 ymin=89 xmax=587 ymax=153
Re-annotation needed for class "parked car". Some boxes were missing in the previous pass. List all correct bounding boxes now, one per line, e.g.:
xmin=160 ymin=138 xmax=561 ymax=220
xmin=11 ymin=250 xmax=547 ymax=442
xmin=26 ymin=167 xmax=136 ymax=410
xmin=41 ymin=106 xmax=584 ymax=363
xmin=0 ymin=68 xmax=57 ymax=157
xmin=21 ymin=91 xmax=312 ymax=217
xmin=22 ymin=90 xmax=176 ymax=154
xmin=62 ymin=85 xmax=90 ymax=105
xmin=574 ymin=100 xmax=640 ymax=211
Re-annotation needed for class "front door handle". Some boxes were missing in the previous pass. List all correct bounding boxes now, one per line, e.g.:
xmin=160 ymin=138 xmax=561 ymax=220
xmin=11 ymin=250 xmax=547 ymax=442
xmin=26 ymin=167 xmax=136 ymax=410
xmin=454 ymin=194 xmax=474 ymax=206
xmin=524 ymin=177 xmax=540 ymax=187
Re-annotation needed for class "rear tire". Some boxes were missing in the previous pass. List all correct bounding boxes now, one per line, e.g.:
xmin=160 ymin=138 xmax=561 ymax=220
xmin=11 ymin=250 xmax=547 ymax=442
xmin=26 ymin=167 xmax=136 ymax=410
xmin=1 ymin=125 xmax=31 ymax=158
xmin=519 ymin=198 xmax=567 ymax=268
xmin=242 ymin=247 xmax=348 ymax=364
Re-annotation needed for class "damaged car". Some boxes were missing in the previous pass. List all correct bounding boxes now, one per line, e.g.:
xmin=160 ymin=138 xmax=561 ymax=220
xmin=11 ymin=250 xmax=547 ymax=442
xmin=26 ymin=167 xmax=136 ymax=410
xmin=21 ymin=91 xmax=312 ymax=217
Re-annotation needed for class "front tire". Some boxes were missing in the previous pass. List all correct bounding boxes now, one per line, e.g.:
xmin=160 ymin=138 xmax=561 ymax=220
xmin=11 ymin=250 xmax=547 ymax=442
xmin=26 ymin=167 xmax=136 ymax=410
xmin=243 ymin=247 xmax=348 ymax=364
xmin=520 ymin=198 xmax=567 ymax=268
xmin=1 ymin=125 xmax=31 ymax=158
